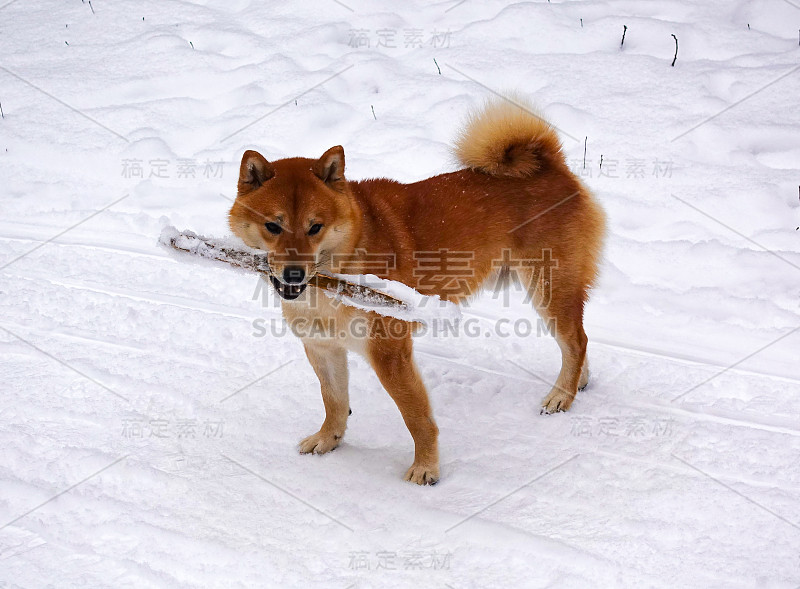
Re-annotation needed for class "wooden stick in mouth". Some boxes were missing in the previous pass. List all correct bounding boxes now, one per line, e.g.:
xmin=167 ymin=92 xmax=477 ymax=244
xmin=160 ymin=227 xmax=409 ymax=311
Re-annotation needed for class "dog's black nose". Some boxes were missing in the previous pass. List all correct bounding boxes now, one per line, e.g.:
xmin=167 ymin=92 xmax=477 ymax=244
xmin=283 ymin=266 xmax=305 ymax=284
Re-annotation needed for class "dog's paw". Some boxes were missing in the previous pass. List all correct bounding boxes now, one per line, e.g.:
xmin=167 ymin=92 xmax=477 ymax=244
xmin=578 ymin=369 xmax=590 ymax=391
xmin=298 ymin=430 xmax=342 ymax=455
xmin=404 ymin=463 xmax=439 ymax=486
xmin=540 ymin=389 xmax=575 ymax=415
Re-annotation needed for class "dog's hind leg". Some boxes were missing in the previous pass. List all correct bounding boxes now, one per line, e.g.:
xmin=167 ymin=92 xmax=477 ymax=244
xmin=578 ymin=356 xmax=590 ymax=391
xmin=299 ymin=342 xmax=350 ymax=454
xmin=521 ymin=263 xmax=589 ymax=413
xmin=539 ymin=299 xmax=587 ymax=414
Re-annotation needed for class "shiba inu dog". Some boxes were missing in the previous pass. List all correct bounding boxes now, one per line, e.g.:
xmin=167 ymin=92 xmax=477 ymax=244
xmin=228 ymin=98 xmax=606 ymax=485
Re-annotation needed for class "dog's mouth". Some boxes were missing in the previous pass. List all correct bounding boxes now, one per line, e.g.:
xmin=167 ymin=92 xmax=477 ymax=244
xmin=270 ymin=275 xmax=307 ymax=300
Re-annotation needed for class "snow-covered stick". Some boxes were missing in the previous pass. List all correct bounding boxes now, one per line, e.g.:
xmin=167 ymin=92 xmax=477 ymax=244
xmin=158 ymin=226 xmax=461 ymax=326
xmin=158 ymin=226 xmax=405 ymax=307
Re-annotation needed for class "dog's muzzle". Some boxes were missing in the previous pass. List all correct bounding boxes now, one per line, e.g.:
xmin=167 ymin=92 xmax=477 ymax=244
xmin=269 ymin=275 xmax=307 ymax=300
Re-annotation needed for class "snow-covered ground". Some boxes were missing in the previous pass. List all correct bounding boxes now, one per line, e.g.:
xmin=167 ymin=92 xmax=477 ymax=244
xmin=1 ymin=0 xmax=799 ymax=587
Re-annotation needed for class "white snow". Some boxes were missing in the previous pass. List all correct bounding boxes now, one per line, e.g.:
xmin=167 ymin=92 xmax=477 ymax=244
xmin=1 ymin=1 xmax=799 ymax=588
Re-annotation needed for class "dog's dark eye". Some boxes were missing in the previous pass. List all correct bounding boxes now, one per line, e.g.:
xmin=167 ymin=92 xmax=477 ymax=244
xmin=308 ymin=223 xmax=323 ymax=236
xmin=265 ymin=222 xmax=282 ymax=235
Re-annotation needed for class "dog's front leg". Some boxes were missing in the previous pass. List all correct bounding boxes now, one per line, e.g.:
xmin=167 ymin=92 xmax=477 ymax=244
xmin=368 ymin=330 xmax=439 ymax=485
xmin=298 ymin=342 xmax=350 ymax=454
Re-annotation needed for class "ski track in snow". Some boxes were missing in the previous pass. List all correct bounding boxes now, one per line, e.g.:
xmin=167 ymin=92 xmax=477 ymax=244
xmin=1 ymin=0 xmax=799 ymax=587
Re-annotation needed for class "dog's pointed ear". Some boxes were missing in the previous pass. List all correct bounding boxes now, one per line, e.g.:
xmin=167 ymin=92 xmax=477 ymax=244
xmin=313 ymin=146 xmax=345 ymax=185
xmin=238 ymin=150 xmax=274 ymax=195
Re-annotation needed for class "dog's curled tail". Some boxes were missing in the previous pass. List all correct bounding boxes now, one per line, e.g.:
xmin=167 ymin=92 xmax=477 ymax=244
xmin=453 ymin=97 xmax=564 ymax=177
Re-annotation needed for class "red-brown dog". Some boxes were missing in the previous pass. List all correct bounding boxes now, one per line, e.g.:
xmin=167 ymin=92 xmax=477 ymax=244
xmin=229 ymin=99 xmax=606 ymax=484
